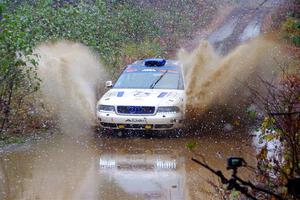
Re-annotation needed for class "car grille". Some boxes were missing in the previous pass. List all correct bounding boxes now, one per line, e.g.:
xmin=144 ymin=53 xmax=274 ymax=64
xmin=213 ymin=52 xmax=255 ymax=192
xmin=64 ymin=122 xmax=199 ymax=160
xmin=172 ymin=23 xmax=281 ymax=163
xmin=123 ymin=124 xmax=152 ymax=129
xmin=117 ymin=106 xmax=155 ymax=115
xmin=100 ymin=123 xmax=174 ymax=130
xmin=154 ymin=124 xmax=173 ymax=129
xmin=101 ymin=123 xmax=117 ymax=128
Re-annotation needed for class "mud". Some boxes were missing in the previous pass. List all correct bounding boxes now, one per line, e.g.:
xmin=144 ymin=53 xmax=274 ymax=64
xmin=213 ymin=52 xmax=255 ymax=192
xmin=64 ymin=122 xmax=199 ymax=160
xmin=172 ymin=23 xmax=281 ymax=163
xmin=35 ymin=41 xmax=106 ymax=136
xmin=0 ymin=130 xmax=255 ymax=200
xmin=179 ymin=36 xmax=286 ymax=130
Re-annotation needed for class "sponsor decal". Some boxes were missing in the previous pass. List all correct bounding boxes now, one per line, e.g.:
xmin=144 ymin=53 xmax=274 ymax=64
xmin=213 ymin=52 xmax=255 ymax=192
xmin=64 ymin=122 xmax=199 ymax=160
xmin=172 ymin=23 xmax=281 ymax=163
xmin=142 ymin=69 xmax=156 ymax=72
xmin=117 ymin=91 xmax=124 ymax=97
xmin=125 ymin=119 xmax=146 ymax=123
xmin=105 ymin=91 xmax=118 ymax=97
xmin=133 ymin=91 xmax=151 ymax=97
xmin=159 ymin=69 xmax=178 ymax=73
xmin=158 ymin=92 xmax=168 ymax=98
xmin=126 ymin=67 xmax=137 ymax=72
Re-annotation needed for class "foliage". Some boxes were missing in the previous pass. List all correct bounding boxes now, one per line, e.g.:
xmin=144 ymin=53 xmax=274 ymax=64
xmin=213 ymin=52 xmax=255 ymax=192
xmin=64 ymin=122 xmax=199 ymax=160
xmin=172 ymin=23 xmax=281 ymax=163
xmin=252 ymin=66 xmax=300 ymax=198
xmin=121 ymin=39 xmax=165 ymax=65
xmin=0 ymin=1 xmax=41 ymax=134
xmin=8 ymin=0 xmax=162 ymax=67
xmin=186 ymin=140 xmax=198 ymax=150
xmin=0 ymin=135 xmax=25 ymax=147
xmin=281 ymin=0 xmax=300 ymax=47
xmin=229 ymin=189 xmax=241 ymax=200
xmin=282 ymin=17 xmax=300 ymax=46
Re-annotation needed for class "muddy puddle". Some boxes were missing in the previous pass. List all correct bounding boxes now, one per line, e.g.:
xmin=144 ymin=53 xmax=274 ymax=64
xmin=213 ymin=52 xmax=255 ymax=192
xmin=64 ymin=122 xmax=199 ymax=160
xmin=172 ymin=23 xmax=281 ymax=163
xmin=0 ymin=129 xmax=256 ymax=200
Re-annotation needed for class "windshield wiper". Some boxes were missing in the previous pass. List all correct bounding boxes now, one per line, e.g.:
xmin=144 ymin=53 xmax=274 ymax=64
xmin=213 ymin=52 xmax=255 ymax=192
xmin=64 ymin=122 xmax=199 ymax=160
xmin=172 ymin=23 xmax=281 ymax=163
xmin=149 ymin=70 xmax=168 ymax=89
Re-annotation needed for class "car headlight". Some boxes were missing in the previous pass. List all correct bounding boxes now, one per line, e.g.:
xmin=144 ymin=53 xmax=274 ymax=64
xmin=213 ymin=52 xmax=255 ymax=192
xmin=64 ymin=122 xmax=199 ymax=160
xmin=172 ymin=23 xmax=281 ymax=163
xmin=98 ymin=105 xmax=115 ymax=112
xmin=157 ymin=106 xmax=180 ymax=113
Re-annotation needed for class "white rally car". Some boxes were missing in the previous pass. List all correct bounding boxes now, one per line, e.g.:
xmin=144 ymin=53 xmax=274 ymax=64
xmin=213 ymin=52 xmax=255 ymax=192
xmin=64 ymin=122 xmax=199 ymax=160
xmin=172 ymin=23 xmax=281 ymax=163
xmin=96 ymin=58 xmax=185 ymax=131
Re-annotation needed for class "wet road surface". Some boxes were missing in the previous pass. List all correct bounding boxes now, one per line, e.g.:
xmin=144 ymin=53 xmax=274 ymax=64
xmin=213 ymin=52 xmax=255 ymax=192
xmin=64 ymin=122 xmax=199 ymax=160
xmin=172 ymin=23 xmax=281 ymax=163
xmin=185 ymin=0 xmax=283 ymax=55
xmin=0 ymin=130 xmax=256 ymax=200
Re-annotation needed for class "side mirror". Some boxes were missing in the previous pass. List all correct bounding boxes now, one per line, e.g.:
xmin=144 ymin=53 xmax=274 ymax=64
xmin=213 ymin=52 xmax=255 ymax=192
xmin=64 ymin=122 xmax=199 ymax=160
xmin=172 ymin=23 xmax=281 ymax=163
xmin=105 ymin=81 xmax=113 ymax=88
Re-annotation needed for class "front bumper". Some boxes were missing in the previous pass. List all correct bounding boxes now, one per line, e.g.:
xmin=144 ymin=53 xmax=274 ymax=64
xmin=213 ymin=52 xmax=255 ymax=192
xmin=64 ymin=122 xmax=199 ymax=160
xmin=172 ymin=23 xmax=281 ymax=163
xmin=97 ymin=111 xmax=184 ymax=130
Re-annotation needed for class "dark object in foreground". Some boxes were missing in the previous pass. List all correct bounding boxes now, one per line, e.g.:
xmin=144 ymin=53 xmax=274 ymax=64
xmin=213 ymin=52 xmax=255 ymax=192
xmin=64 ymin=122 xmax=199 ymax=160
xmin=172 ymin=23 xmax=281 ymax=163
xmin=287 ymin=178 xmax=300 ymax=198
xmin=192 ymin=157 xmax=284 ymax=200
xmin=227 ymin=157 xmax=246 ymax=170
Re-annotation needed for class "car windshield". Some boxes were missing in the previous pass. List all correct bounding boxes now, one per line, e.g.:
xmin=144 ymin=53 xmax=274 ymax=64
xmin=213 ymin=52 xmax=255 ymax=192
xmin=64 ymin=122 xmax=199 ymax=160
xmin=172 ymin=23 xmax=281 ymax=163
xmin=113 ymin=71 xmax=184 ymax=89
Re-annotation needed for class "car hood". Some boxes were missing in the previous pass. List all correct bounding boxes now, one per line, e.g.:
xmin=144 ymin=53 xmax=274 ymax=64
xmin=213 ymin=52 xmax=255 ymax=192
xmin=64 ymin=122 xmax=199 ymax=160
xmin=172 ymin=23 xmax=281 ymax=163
xmin=99 ymin=89 xmax=185 ymax=107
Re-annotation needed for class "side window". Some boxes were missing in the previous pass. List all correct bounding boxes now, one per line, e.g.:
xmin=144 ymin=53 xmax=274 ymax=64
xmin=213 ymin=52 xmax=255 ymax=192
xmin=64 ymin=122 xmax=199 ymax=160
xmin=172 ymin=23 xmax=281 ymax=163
xmin=178 ymin=70 xmax=184 ymax=90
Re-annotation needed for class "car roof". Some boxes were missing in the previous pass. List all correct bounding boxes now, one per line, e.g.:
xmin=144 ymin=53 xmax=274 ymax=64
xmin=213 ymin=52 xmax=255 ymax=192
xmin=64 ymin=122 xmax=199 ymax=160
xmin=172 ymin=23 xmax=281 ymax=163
xmin=126 ymin=58 xmax=182 ymax=71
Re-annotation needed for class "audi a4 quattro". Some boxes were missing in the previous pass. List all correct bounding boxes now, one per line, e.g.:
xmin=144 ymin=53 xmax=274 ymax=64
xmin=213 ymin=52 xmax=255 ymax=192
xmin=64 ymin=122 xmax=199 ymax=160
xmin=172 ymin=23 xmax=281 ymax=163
xmin=96 ymin=58 xmax=185 ymax=132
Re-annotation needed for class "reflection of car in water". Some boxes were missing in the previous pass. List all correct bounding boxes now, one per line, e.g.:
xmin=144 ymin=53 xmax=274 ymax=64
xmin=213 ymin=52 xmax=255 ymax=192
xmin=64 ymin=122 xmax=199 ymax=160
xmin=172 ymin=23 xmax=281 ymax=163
xmin=99 ymin=153 xmax=186 ymax=200
xmin=96 ymin=58 xmax=185 ymax=131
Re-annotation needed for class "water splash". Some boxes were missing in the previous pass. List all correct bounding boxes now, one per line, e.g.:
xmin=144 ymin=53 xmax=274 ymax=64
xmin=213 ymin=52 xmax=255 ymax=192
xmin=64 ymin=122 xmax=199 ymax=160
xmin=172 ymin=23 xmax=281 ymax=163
xmin=178 ymin=36 xmax=284 ymax=129
xmin=35 ymin=40 xmax=106 ymax=135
